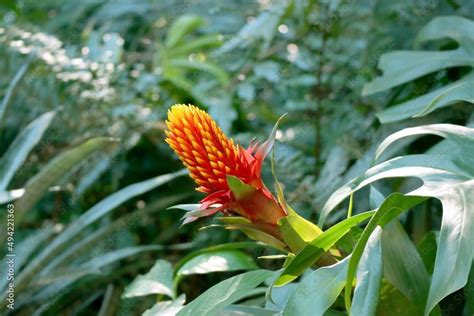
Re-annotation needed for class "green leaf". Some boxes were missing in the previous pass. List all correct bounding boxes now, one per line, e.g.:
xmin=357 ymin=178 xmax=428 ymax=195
xmin=413 ymin=81 xmax=474 ymax=117
xmin=376 ymin=280 xmax=420 ymax=316
xmin=11 ymin=170 xmax=186 ymax=296
xmin=143 ymin=295 xmax=186 ymax=316
xmin=363 ymin=16 xmax=474 ymax=96
xmin=0 ymin=111 xmax=56 ymax=191
xmin=277 ymin=213 xmax=323 ymax=254
xmin=0 ymin=224 xmax=54 ymax=291
xmin=169 ymin=34 xmax=223 ymax=56
xmin=382 ymin=221 xmax=430 ymax=309
xmin=221 ymin=305 xmax=278 ymax=315
xmin=363 ymin=49 xmax=472 ymax=96
xmin=168 ymin=58 xmax=229 ymax=85
xmin=321 ymin=124 xmax=474 ymax=315
xmin=283 ymin=256 xmax=350 ymax=316
xmin=218 ymin=1 xmax=291 ymax=53
xmin=14 ymin=137 xmax=118 ymax=223
xmin=0 ymin=55 xmax=32 ymax=123
xmin=39 ymin=194 xmax=188 ymax=277
xmin=417 ymin=231 xmax=438 ymax=275
xmin=351 ymin=226 xmax=383 ymax=316
xmin=177 ymin=270 xmax=274 ymax=316
xmin=215 ymin=217 xmax=288 ymax=251
xmin=39 ymin=245 xmax=165 ymax=285
xmin=165 ymin=15 xmax=206 ymax=48
xmin=414 ymin=16 xmax=474 ymax=45
xmin=344 ymin=194 xmax=426 ymax=311
xmin=123 ymin=260 xmax=174 ymax=299
xmin=173 ymin=242 xmax=265 ymax=276
xmin=376 ymin=73 xmax=474 ymax=123
xmin=176 ymin=250 xmax=258 ymax=277
xmin=275 ymin=211 xmax=375 ymax=286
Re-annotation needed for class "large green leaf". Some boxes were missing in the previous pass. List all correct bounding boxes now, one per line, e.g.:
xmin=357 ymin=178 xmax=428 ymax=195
xmin=376 ymin=73 xmax=474 ymax=123
xmin=176 ymin=250 xmax=258 ymax=277
xmin=344 ymin=194 xmax=425 ymax=312
xmin=382 ymin=221 xmax=430 ymax=310
xmin=14 ymin=137 xmax=118 ymax=223
xmin=177 ymin=270 xmax=274 ymax=316
xmin=123 ymin=260 xmax=174 ymax=299
xmin=412 ymin=81 xmax=474 ymax=117
xmin=275 ymin=211 xmax=374 ymax=286
xmin=321 ymin=124 xmax=474 ymax=314
xmin=351 ymin=226 xmax=383 ymax=316
xmin=363 ymin=16 xmax=474 ymax=96
xmin=283 ymin=256 xmax=350 ymax=316
xmin=0 ymin=111 xmax=56 ymax=191
xmin=414 ymin=16 xmax=474 ymax=46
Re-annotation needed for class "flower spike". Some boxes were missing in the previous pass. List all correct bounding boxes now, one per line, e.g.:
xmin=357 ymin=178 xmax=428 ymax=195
xmin=165 ymin=104 xmax=287 ymax=227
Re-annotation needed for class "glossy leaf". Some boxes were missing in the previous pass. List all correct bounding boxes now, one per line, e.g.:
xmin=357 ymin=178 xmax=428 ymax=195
xmin=321 ymin=124 xmax=474 ymax=315
xmin=177 ymin=270 xmax=274 ymax=316
xmin=143 ymin=295 xmax=186 ymax=316
xmin=344 ymin=194 xmax=426 ymax=311
xmin=123 ymin=260 xmax=174 ymax=299
xmin=176 ymin=250 xmax=258 ymax=276
xmin=351 ymin=226 xmax=383 ymax=316
xmin=275 ymin=211 xmax=374 ymax=286
xmin=376 ymin=73 xmax=474 ymax=123
xmin=382 ymin=221 xmax=430 ymax=309
xmin=277 ymin=212 xmax=323 ymax=254
xmin=283 ymin=256 xmax=350 ymax=316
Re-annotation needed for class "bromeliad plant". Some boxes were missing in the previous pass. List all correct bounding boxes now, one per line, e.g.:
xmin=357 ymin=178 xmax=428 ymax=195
xmin=165 ymin=104 xmax=334 ymax=255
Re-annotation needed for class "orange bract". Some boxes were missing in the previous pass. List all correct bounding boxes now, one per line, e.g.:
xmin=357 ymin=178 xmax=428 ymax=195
xmin=165 ymin=104 xmax=252 ymax=194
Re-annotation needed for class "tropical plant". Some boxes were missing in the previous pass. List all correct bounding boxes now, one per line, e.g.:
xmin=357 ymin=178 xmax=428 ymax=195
xmin=1 ymin=1 xmax=473 ymax=315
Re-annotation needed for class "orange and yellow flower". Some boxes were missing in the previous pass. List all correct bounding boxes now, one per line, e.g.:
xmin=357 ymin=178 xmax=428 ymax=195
xmin=165 ymin=104 xmax=287 ymax=226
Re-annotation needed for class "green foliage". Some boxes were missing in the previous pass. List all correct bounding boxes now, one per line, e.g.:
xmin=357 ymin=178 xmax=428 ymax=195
xmin=0 ymin=1 xmax=473 ymax=315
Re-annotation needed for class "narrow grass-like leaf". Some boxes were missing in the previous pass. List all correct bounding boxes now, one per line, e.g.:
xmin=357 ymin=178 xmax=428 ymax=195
xmin=0 ymin=111 xmax=56 ymax=191
xmin=0 ymin=55 xmax=31 ymax=123
xmin=11 ymin=170 xmax=186 ymax=297
xmin=14 ymin=137 xmax=118 ymax=223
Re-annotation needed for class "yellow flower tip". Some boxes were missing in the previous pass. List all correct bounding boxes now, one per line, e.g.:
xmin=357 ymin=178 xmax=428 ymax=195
xmin=165 ymin=104 xmax=244 ymax=194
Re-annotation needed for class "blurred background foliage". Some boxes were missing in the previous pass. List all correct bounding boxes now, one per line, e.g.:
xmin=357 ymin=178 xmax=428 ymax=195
xmin=0 ymin=0 xmax=473 ymax=315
